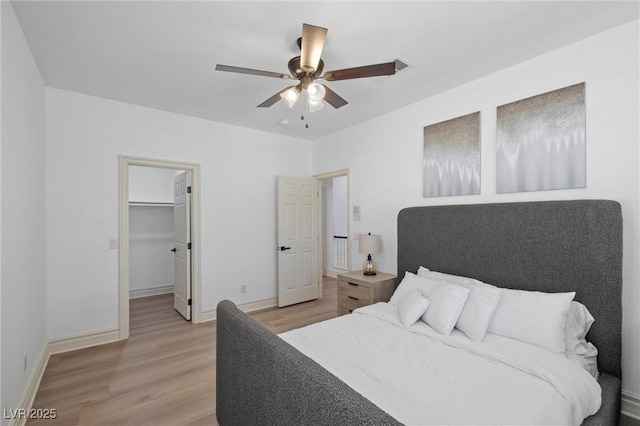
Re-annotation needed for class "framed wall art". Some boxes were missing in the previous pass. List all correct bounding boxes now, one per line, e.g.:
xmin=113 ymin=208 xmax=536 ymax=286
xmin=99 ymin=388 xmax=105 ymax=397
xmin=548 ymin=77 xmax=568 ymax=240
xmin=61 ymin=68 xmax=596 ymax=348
xmin=423 ymin=112 xmax=480 ymax=198
xmin=496 ymin=82 xmax=586 ymax=193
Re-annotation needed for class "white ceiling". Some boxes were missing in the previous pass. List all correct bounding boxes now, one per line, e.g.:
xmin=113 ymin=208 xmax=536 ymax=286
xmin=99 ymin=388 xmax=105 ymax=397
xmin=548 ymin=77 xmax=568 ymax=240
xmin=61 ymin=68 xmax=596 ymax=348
xmin=11 ymin=1 xmax=639 ymax=140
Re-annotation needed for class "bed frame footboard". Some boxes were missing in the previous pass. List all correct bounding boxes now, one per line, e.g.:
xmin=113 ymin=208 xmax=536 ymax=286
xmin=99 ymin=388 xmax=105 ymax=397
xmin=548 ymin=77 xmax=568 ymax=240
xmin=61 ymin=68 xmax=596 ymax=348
xmin=216 ymin=300 xmax=400 ymax=426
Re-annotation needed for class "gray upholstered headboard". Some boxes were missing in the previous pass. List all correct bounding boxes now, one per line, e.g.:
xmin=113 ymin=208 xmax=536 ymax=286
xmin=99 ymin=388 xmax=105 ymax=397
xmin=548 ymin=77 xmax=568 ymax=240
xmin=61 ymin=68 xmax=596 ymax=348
xmin=397 ymin=200 xmax=622 ymax=379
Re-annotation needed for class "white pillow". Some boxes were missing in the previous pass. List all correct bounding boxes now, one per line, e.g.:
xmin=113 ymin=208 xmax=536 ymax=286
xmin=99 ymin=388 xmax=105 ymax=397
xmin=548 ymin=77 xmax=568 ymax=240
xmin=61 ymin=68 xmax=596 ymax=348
xmin=418 ymin=267 xmax=500 ymax=341
xmin=566 ymin=342 xmax=599 ymax=379
xmin=420 ymin=281 xmax=470 ymax=335
xmin=390 ymin=272 xmax=469 ymax=335
xmin=418 ymin=267 xmax=476 ymax=286
xmin=389 ymin=271 xmax=431 ymax=305
xmin=488 ymin=288 xmax=575 ymax=353
xmin=397 ymin=289 xmax=431 ymax=327
xmin=564 ymin=301 xmax=599 ymax=379
xmin=564 ymin=301 xmax=595 ymax=354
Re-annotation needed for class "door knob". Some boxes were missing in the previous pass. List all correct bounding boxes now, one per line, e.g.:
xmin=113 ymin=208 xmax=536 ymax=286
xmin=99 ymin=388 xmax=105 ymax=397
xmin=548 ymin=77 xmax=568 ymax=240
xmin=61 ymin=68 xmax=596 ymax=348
xmin=171 ymin=248 xmax=177 ymax=252
xmin=279 ymin=246 xmax=291 ymax=251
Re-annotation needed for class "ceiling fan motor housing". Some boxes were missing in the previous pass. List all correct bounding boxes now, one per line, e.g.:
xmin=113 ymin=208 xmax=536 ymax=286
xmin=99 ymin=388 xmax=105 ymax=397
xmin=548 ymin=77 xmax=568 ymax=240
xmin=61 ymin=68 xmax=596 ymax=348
xmin=288 ymin=56 xmax=324 ymax=87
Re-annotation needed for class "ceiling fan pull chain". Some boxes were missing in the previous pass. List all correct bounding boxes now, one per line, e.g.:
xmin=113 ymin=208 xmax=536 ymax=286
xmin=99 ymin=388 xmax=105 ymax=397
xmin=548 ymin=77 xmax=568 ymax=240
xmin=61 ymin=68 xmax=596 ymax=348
xmin=299 ymin=114 xmax=310 ymax=129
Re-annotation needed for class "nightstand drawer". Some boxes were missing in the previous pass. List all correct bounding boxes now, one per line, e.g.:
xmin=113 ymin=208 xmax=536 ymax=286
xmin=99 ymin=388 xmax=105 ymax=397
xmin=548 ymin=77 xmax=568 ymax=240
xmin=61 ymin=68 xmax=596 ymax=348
xmin=338 ymin=280 xmax=371 ymax=300
xmin=338 ymin=306 xmax=353 ymax=316
xmin=336 ymin=271 xmax=397 ymax=316
xmin=339 ymin=293 xmax=370 ymax=312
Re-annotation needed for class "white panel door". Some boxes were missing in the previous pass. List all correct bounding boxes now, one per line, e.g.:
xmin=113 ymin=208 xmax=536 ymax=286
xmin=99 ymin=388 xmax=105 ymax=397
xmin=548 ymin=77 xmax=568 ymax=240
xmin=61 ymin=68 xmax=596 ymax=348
xmin=277 ymin=176 xmax=319 ymax=307
xmin=174 ymin=171 xmax=191 ymax=320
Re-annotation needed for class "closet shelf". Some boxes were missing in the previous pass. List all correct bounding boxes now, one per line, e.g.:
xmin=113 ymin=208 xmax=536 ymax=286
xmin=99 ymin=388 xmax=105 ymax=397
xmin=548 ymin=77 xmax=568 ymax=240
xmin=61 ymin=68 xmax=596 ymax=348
xmin=129 ymin=201 xmax=174 ymax=207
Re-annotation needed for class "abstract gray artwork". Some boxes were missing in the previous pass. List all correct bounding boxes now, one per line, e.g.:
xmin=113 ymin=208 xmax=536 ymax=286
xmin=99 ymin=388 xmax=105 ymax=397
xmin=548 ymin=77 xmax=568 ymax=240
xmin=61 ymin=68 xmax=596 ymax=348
xmin=497 ymin=83 xmax=586 ymax=193
xmin=423 ymin=112 xmax=480 ymax=198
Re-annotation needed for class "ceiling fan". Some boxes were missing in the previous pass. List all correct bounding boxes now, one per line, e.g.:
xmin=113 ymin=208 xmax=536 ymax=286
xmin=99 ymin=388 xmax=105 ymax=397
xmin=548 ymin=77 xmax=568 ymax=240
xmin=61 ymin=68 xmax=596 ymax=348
xmin=215 ymin=23 xmax=397 ymax=112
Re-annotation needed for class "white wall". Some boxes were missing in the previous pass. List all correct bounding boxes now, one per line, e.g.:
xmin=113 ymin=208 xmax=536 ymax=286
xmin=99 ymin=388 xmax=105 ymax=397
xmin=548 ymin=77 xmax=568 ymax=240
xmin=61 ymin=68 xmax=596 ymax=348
xmin=45 ymin=88 xmax=312 ymax=338
xmin=1 ymin=1 xmax=47 ymax=419
xmin=129 ymin=165 xmax=180 ymax=204
xmin=313 ymin=21 xmax=640 ymax=396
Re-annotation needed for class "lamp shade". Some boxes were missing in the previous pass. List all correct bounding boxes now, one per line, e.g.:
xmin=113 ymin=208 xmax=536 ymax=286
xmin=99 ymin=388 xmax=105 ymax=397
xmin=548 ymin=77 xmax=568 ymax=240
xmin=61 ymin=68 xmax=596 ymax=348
xmin=307 ymin=82 xmax=326 ymax=101
xmin=280 ymin=86 xmax=300 ymax=108
xmin=307 ymin=98 xmax=324 ymax=112
xmin=358 ymin=233 xmax=381 ymax=255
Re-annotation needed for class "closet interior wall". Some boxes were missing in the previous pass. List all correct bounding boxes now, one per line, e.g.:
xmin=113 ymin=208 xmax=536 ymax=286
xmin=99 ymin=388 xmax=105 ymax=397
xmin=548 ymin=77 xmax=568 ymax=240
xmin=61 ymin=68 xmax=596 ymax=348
xmin=128 ymin=166 xmax=183 ymax=298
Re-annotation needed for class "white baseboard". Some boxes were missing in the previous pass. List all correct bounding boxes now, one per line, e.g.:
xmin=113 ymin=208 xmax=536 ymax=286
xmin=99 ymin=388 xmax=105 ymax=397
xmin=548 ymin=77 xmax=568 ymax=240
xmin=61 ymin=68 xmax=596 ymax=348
xmin=622 ymin=390 xmax=640 ymax=420
xmin=48 ymin=327 xmax=120 ymax=355
xmin=7 ymin=328 xmax=119 ymax=426
xmin=200 ymin=297 xmax=278 ymax=322
xmin=323 ymin=269 xmax=338 ymax=278
xmin=129 ymin=285 xmax=174 ymax=299
xmin=324 ymin=268 xmax=348 ymax=278
xmin=8 ymin=344 xmax=50 ymax=426
xmin=239 ymin=297 xmax=279 ymax=313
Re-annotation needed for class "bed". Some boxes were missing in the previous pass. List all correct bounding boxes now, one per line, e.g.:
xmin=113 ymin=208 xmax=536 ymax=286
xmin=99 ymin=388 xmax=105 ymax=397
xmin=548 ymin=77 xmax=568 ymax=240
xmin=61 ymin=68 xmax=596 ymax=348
xmin=216 ymin=200 xmax=622 ymax=425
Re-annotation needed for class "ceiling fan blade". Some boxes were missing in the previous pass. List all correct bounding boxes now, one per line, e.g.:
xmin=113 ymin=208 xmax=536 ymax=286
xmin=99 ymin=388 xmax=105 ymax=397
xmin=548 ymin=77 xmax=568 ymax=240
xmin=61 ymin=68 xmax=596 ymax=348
xmin=216 ymin=64 xmax=293 ymax=79
xmin=257 ymin=86 xmax=296 ymax=108
xmin=321 ymin=85 xmax=348 ymax=109
xmin=300 ymin=23 xmax=328 ymax=73
xmin=323 ymin=61 xmax=396 ymax=81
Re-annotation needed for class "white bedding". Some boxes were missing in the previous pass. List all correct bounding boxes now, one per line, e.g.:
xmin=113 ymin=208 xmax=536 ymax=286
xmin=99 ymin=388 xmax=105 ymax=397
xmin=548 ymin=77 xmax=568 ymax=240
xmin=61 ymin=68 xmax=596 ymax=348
xmin=279 ymin=302 xmax=601 ymax=425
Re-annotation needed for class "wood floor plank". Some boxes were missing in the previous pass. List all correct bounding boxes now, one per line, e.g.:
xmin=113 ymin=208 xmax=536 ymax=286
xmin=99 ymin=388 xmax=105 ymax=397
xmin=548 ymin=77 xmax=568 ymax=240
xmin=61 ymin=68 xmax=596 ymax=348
xmin=27 ymin=277 xmax=338 ymax=425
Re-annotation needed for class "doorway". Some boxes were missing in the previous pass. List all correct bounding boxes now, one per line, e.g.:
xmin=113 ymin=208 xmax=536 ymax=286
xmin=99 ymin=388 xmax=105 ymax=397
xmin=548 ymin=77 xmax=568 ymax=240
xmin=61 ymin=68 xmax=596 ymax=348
xmin=128 ymin=166 xmax=184 ymax=299
xmin=118 ymin=156 xmax=202 ymax=340
xmin=315 ymin=169 xmax=351 ymax=280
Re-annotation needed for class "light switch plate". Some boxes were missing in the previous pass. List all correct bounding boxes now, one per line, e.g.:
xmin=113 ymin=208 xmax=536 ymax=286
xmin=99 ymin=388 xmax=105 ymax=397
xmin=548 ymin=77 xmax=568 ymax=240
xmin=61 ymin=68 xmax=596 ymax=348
xmin=353 ymin=205 xmax=361 ymax=221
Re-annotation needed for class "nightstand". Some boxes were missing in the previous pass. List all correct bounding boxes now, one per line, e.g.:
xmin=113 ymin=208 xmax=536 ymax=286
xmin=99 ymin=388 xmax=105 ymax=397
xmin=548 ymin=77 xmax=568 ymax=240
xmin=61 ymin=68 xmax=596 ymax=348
xmin=337 ymin=270 xmax=397 ymax=316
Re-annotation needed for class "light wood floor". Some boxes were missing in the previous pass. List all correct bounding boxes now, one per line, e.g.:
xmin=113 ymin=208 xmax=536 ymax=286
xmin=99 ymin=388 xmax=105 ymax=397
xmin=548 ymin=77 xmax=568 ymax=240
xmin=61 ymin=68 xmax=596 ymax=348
xmin=27 ymin=277 xmax=338 ymax=425
xmin=26 ymin=277 xmax=640 ymax=426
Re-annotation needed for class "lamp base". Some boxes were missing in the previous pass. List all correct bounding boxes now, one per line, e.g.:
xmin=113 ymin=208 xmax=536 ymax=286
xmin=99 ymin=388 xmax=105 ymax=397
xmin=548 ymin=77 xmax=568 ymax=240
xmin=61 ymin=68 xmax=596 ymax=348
xmin=362 ymin=256 xmax=377 ymax=276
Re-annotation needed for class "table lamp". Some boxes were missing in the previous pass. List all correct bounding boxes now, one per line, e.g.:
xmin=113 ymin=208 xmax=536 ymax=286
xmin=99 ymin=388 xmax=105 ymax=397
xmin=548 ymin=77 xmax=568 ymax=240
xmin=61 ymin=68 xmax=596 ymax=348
xmin=359 ymin=233 xmax=381 ymax=275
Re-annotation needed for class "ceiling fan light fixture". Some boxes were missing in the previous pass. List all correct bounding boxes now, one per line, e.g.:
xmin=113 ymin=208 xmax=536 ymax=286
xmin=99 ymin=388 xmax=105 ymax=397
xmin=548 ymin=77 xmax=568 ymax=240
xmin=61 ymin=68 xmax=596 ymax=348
xmin=280 ymin=86 xmax=300 ymax=108
xmin=307 ymin=82 xmax=326 ymax=101
xmin=308 ymin=98 xmax=325 ymax=112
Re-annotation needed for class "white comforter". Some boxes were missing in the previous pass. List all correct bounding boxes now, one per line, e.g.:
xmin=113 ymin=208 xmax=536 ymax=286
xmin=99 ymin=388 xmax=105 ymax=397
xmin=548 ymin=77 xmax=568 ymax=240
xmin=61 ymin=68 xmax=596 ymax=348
xmin=280 ymin=302 xmax=601 ymax=425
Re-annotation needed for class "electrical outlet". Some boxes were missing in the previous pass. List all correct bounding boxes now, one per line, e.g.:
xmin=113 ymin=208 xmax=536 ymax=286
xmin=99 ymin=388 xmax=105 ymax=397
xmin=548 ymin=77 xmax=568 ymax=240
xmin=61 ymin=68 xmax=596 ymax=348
xmin=23 ymin=353 xmax=28 ymax=371
xmin=240 ymin=285 xmax=247 ymax=294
